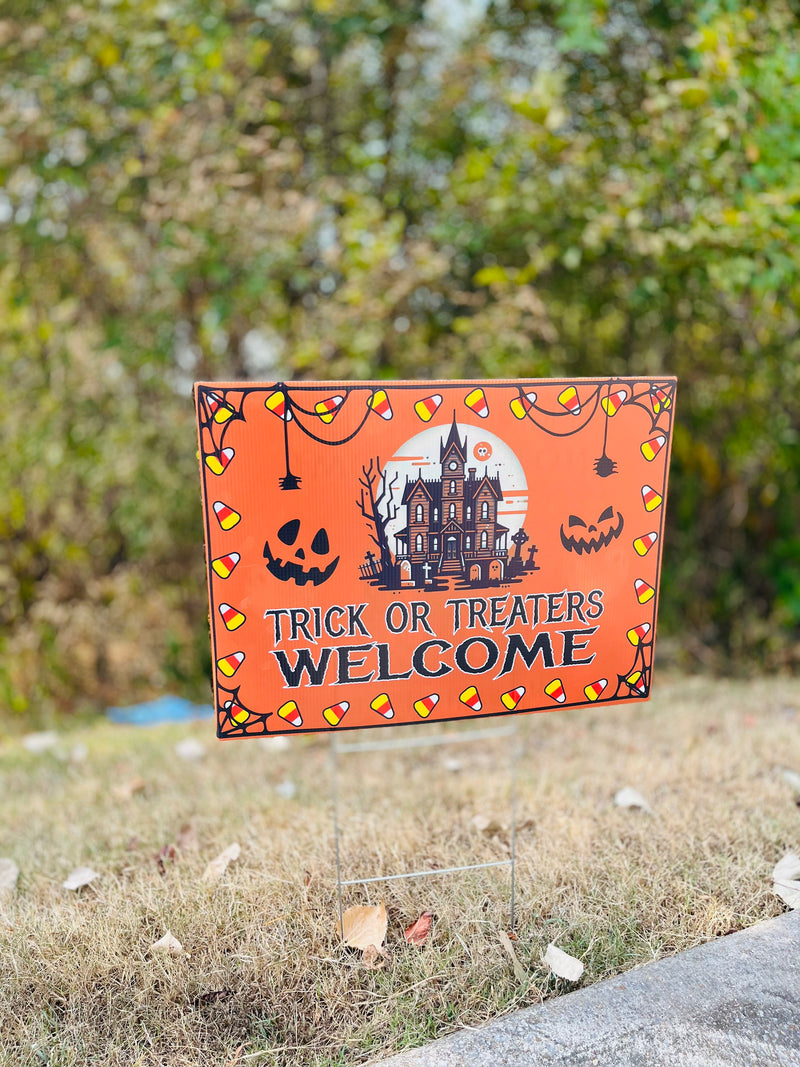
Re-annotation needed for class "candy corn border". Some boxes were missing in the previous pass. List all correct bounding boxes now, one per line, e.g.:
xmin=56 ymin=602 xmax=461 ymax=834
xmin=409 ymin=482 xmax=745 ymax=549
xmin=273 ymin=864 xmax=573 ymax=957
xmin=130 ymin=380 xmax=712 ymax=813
xmin=196 ymin=377 xmax=676 ymax=738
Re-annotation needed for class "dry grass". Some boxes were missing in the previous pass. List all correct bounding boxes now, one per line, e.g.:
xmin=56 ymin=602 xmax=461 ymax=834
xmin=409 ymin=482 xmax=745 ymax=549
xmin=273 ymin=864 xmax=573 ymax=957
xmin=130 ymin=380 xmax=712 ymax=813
xmin=1 ymin=673 xmax=799 ymax=1066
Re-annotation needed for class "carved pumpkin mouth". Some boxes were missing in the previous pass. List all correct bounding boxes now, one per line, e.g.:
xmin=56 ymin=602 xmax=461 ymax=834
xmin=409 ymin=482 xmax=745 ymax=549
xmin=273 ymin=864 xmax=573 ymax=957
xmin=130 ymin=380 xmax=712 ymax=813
xmin=560 ymin=507 xmax=624 ymax=555
xmin=263 ymin=519 xmax=340 ymax=586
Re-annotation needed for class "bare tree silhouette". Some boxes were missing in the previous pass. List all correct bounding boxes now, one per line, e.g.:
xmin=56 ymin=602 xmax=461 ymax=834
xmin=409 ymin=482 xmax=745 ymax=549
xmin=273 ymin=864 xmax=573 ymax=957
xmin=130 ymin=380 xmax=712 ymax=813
xmin=357 ymin=458 xmax=399 ymax=579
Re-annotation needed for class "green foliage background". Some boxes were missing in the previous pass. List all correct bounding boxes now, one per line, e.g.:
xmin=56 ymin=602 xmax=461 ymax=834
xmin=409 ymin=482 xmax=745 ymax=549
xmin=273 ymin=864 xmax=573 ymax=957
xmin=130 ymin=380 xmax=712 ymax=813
xmin=1 ymin=0 xmax=798 ymax=718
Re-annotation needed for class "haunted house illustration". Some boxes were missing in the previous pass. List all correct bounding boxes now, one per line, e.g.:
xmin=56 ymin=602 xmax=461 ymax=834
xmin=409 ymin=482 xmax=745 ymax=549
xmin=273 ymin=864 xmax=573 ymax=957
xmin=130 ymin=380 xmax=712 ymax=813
xmin=394 ymin=416 xmax=510 ymax=586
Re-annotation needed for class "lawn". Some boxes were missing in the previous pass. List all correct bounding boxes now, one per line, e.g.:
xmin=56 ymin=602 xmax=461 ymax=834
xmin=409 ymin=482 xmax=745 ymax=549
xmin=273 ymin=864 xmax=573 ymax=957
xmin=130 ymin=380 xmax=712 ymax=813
xmin=1 ymin=673 xmax=798 ymax=1066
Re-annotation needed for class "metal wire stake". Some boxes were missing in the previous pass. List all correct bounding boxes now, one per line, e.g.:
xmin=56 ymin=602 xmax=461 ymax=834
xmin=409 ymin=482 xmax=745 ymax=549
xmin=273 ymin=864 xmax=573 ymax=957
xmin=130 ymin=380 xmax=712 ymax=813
xmin=330 ymin=736 xmax=344 ymax=935
xmin=509 ymin=717 xmax=520 ymax=933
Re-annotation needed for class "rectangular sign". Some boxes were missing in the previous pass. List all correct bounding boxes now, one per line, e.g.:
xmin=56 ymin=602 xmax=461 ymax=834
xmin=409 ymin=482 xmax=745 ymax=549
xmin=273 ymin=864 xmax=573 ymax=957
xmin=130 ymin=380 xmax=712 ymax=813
xmin=195 ymin=378 xmax=675 ymax=737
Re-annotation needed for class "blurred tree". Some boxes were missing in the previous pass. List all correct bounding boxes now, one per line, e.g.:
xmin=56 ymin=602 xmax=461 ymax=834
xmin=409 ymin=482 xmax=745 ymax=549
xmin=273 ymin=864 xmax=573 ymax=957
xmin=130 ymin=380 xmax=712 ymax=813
xmin=0 ymin=0 xmax=797 ymax=718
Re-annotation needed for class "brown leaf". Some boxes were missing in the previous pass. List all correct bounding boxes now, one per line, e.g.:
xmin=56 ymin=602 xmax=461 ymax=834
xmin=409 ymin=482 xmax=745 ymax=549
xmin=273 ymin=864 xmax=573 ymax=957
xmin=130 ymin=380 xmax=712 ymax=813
xmin=176 ymin=822 xmax=199 ymax=852
xmin=112 ymin=776 xmax=146 ymax=800
xmin=471 ymin=814 xmax=503 ymax=835
xmin=362 ymin=944 xmax=389 ymax=969
xmin=498 ymin=929 xmax=527 ymax=984
xmin=338 ymin=902 xmax=387 ymax=950
xmin=156 ymin=843 xmax=178 ymax=876
xmin=403 ymin=911 xmax=433 ymax=946
xmin=202 ymin=842 xmax=241 ymax=884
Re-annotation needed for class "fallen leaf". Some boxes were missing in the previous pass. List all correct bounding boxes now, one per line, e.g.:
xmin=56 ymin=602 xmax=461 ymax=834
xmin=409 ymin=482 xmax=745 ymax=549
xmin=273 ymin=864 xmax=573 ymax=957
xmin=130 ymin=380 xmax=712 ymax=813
xmin=773 ymin=852 xmax=800 ymax=909
xmin=202 ymin=842 xmax=241 ymax=884
xmin=62 ymin=866 xmax=100 ymax=891
xmin=176 ymin=822 xmax=200 ymax=852
xmin=544 ymin=943 xmax=584 ymax=982
xmin=404 ymin=911 xmax=433 ymax=946
xmin=780 ymin=768 xmax=800 ymax=792
xmin=113 ymin=776 xmax=146 ymax=800
xmin=22 ymin=731 xmax=59 ymax=754
xmin=175 ymin=738 xmax=206 ymax=761
xmin=339 ymin=902 xmax=387 ymax=950
xmin=150 ymin=930 xmax=183 ymax=954
xmin=498 ymin=930 xmax=527 ymax=983
xmin=274 ymin=779 xmax=296 ymax=800
xmin=471 ymin=814 xmax=503 ymax=835
xmin=0 ymin=859 xmax=19 ymax=896
xmin=614 ymin=786 xmax=653 ymax=814
xmin=362 ymin=944 xmax=389 ymax=969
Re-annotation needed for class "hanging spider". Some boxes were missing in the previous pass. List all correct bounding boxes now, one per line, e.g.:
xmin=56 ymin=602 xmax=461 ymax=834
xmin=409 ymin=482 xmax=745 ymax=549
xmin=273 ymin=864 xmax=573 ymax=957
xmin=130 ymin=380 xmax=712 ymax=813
xmin=594 ymin=382 xmax=619 ymax=477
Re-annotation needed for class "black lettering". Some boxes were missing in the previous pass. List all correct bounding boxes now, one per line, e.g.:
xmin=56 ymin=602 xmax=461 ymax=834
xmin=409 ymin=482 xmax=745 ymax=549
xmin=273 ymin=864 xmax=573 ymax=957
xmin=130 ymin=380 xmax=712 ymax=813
xmin=290 ymin=608 xmax=314 ymax=642
xmin=347 ymin=603 xmax=370 ymax=638
xmin=376 ymin=642 xmax=413 ymax=680
xmin=271 ymin=646 xmax=332 ymax=687
xmin=410 ymin=600 xmax=434 ymax=635
xmin=559 ymin=627 xmax=598 ymax=666
xmin=385 ymin=602 xmax=409 ymax=633
xmin=336 ymin=643 xmax=375 ymax=684
xmin=546 ymin=592 xmax=566 ymax=623
xmin=504 ymin=595 xmax=529 ymax=630
xmin=566 ymin=591 xmax=586 ymax=624
xmin=412 ymin=640 xmax=453 ymax=679
xmin=469 ymin=597 xmax=489 ymax=631
xmin=324 ymin=606 xmax=346 ymax=638
xmin=455 ymin=637 xmax=499 ymax=674
xmin=263 ymin=608 xmax=289 ymax=642
xmin=446 ymin=598 xmax=469 ymax=633
xmin=586 ymin=589 xmax=604 ymax=620
xmin=528 ymin=593 xmax=547 ymax=625
xmin=489 ymin=596 xmax=508 ymax=627
xmin=497 ymin=632 xmax=555 ymax=677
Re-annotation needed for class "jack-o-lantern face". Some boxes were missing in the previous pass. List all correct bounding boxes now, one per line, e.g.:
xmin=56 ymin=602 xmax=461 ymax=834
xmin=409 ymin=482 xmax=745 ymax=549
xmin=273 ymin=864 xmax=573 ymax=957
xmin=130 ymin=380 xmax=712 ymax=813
xmin=263 ymin=519 xmax=340 ymax=586
xmin=560 ymin=505 xmax=624 ymax=555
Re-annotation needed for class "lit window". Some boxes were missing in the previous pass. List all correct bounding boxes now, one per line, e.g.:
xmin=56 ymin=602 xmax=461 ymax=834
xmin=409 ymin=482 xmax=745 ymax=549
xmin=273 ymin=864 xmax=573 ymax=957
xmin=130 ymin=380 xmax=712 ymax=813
xmin=480 ymin=530 xmax=488 ymax=548
xmin=481 ymin=501 xmax=489 ymax=520
xmin=415 ymin=534 xmax=424 ymax=552
xmin=449 ymin=503 xmax=456 ymax=519
xmin=450 ymin=480 xmax=456 ymax=495
xmin=466 ymin=535 xmax=471 ymax=548
xmin=415 ymin=503 xmax=423 ymax=522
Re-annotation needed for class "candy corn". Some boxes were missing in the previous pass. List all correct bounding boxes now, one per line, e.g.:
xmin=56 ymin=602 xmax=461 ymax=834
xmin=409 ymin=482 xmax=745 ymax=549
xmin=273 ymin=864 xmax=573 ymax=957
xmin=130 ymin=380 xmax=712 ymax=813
xmin=649 ymin=387 xmax=671 ymax=414
xmin=277 ymin=700 xmax=302 ymax=727
xmin=509 ymin=392 xmax=537 ymax=419
xmin=370 ymin=693 xmax=394 ymax=719
xmin=601 ymin=389 xmax=627 ymax=417
xmin=641 ymin=434 xmax=666 ymax=461
xmin=224 ymin=699 xmax=250 ymax=725
xmin=641 ymin=484 xmax=662 ymax=511
xmin=465 ymin=387 xmax=489 ymax=418
xmin=626 ymin=622 xmax=651 ymax=646
xmin=323 ymin=700 xmax=349 ymax=727
xmin=212 ymin=552 xmax=240 ymax=579
xmin=414 ymin=694 xmax=439 ymax=718
xmin=501 ymin=685 xmax=525 ymax=710
xmin=315 ymin=395 xmax=343 ymax=424
xmin=205 ymin=447 xmax=234 ymax=476
xmin=459 ymin=685 xmax=482 ymax=711
xmin=626 ymin=671 xmax=647 ymax=695
xmin=634 ymin=578 xmax=655 ymax=604
xmin=206 ymin=391 xmax=234 ymax=424
xmin=584 ymin=678 xmax=608 ymax=702
xmin=545 ymin=678 xmax=566 ymax=703
xmin=633 ymin=531 xmax=658 ymax=556
xmin=265 ymin=390 xmax=291 ymax=420
xmin=213 ymin=500 xmax=240 ymax=531
xmin=558 ymin=386 xmax=581 ymax=415
xmin=368 ymin=389 xmax=393 ymax=420
xmin=216 ymin=651 xmax=244 ymax=677
xmin=414 ymin=394 xmax=443 ymax=422
xmin=218 ymin=602 xmax=246 ymax=631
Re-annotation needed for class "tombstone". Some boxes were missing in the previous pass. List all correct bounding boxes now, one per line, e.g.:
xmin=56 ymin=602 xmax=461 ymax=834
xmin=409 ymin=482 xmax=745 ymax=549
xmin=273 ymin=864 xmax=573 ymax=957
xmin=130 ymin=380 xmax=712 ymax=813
xmin=470 ymin=564 xmax=482 ymax=582
xmin=489 ymin=559 xmax=503 ymax=581
xmin=400 ymin=559 xmax=414 ymax=587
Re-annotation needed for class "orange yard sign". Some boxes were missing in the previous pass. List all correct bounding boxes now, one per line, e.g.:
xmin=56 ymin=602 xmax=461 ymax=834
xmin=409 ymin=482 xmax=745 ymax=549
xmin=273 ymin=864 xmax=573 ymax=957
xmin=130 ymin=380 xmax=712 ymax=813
xmin=195 ymin=378 xmax=676 ymax=738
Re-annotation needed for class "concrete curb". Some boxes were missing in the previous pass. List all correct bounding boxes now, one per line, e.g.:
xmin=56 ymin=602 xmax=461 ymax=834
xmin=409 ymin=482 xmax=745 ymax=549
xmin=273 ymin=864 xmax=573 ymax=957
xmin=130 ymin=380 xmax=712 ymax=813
xmin=377 ymin=910 xmax=800 ymax=1066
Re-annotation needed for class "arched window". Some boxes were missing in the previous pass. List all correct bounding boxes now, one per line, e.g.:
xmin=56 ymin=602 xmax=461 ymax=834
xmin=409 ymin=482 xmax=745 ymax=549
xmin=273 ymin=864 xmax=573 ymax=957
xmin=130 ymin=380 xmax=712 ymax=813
xmin=432 ymin=536 xmax=438 ymax=551
xmin=433 ymin=507 xmax=438 ymax=523
xmin=481 ymin=500 xmax=489 ymax=520
xmin=415 ymin=534 xmax=424 ymax=553
xmin=449 ymin=503 xmax=456 ymax=519
xmin=449 ymin=480 xmax=456 ymax=495
xmin=465 ymin=535 xmax=471 ymax=549
xmin=480 ymin=530 xmax=488 ymax=549
xmin=466 ymin=506 xmax=471 ymax=520
xmin=415 ymin=503 xmax=424 ymax=523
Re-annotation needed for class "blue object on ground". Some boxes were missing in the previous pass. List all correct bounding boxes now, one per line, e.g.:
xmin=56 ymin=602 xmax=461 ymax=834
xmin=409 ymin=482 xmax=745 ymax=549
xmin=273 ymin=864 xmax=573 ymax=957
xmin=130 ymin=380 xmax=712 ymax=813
xmin=107 ymin=695 xmax=215 ymax=726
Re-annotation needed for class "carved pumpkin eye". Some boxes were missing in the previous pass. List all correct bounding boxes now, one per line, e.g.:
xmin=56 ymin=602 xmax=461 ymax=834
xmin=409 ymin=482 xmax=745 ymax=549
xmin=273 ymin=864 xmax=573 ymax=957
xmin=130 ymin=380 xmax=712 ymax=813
xmin=278 ymin=519 xmax=300 ymax=546
xmin=597 ymin=506 xmax=614 ymax=523
xmin=311 ymin=528 xmax=329 ymax=555
xmin=568 ymin=515 xmax=587 ymax=528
